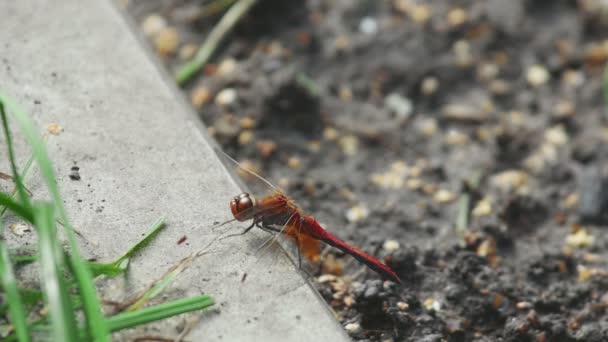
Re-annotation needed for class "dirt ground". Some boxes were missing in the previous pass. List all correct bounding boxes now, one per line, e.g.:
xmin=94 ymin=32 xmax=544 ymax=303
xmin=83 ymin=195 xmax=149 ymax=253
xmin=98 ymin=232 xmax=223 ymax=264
xmin=127 ymin=0 xmax=608 ymax=340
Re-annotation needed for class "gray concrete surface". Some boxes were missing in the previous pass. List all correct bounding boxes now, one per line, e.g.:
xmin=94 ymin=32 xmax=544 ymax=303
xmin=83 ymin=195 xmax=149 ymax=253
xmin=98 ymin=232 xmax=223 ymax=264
xmin=0 ymin=1 xmax=350 ymax=340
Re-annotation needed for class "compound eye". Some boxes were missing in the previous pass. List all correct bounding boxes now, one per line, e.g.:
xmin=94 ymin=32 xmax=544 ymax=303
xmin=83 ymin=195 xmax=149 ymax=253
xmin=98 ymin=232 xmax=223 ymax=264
xmin=230 ymin=193 xmax=255 ymax=221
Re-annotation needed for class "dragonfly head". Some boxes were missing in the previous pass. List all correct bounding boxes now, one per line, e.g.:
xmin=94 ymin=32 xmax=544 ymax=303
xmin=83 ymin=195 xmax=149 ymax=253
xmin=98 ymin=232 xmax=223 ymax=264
xmin=230 ymin=192 xmax=257 ymax=221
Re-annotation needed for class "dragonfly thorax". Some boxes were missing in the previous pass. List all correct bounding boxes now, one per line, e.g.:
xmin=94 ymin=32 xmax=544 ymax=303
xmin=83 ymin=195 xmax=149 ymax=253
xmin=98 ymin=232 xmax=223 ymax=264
xmin=230 ymin=192 xmax=259 ymax=221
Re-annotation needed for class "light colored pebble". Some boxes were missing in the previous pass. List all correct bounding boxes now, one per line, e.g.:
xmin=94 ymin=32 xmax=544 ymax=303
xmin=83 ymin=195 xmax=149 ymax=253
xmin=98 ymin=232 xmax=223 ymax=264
xmin=423 ymin=297 xmax=441 ymax=312
xmin=191 ymin=87 xmax=212 ymax=108
xmin=526 ymin=64 xmax=550 ymax=87
xmin=154 ymin=27 xmax=180 ymax=55
xmin=178 ymin=44 xmax=198 ymax=60
xmin=472 ymin=197 xmax=492 ymax=216
xmin=359 ymin=17 xmax=378 ymax=35
xmin=217 ymin=58 xmax=238 ymax=76
xmin=385 ymin=93 xmax=413 ymax=120
xmin=445 ymin=129 xmax=469 ymax=145
xmin=545 ymin=125 xmax=569 ymax=146
xmin=447 ymin=7 xmax=468 ymax=27
xmin=345 ymin=204 xmax=369 ymax=223
xmin=566 ymin=229 xmax=595 ymax=248
xmin=421 ymin=76 xmax=439 ymax=95
xmin=443 ymin=103 xmax=487 ymax=122
xmin=339 ymin=135 xmax=359 ymax=156
xmin=344 ymin=322 xmax=362 ymax=334
xmin=141 ymin=14 xmax=167 ymax=37
xmin=434 ymin=189 xmax=457 ymax=203
xmin=397 ymin=301 xmax=409 ymax=311
xmin=410 ymin=4 xmax=432 ymax=23
xmin=47 ymin=123 xmax=64 ymax=135
xmin=383 ymin=240 xmax=400 ymax=253
xmin=287 ymin=156 xmax=301 ymax=169
xmin=238 ymin=130 xmax=254 ymax=145
xmin=490 ymin=170 xmax=529 ymax=193
xmin=215 ymin=88 xmax=237 ymax=107
xmin=9 ymin=222 xmax=32 ymax=236
xmin=453 ymin=40 xmax=473 ymax=67
xmin=418 ymin=118 xmax=438 ymax=137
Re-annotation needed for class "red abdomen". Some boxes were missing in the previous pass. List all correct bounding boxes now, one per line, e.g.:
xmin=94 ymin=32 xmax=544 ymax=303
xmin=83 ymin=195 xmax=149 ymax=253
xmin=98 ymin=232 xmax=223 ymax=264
xmin=302 ymin=216 xmax=401 ymax=283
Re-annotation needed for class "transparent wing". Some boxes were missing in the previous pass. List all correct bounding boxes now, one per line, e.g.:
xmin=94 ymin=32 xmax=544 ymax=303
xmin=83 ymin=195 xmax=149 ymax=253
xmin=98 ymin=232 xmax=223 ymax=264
xmin=213 ymin=147 xmax=278 ymax=199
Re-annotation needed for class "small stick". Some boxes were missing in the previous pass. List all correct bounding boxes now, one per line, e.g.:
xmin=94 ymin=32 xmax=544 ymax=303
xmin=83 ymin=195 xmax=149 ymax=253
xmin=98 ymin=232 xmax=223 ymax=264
xmin=175 ymin=0 xmax=258 ymax=85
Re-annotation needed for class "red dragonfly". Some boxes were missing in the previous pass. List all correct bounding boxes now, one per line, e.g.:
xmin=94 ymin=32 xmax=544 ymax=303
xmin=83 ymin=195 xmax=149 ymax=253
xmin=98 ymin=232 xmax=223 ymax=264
xmin=216 ymin=149 xmax=401 ymax=283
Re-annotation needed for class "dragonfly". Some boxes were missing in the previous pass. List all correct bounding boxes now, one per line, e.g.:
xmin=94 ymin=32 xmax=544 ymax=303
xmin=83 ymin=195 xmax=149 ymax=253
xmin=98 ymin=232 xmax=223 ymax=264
xmin=216 ymin=149 xmax=401 ymax=283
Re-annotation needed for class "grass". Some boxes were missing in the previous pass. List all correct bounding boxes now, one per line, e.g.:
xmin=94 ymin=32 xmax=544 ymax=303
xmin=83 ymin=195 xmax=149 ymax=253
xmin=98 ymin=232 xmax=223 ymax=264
xmin=0 ymin=94 xmax=214 ymax=341
xmin=175 ymin=0 xmax=257 ymax=85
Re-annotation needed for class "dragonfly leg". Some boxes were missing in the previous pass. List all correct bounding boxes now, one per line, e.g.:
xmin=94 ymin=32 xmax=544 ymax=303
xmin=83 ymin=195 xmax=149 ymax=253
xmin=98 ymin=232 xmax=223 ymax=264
xmin=220 ymin=220 xmax=256 ymax=240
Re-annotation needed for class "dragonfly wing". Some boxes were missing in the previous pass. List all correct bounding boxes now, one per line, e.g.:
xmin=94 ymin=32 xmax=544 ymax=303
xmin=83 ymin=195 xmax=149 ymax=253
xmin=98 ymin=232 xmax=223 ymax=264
xmin=213 ymin=147 xmax=278 ymax=198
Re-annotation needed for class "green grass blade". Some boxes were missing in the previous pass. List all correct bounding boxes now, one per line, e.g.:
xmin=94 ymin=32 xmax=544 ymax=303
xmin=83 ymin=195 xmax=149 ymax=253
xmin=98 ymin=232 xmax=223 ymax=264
xmin=0 ymin=152 xmax=35 ymax=219
xmin=126 ymin=262 xmax=183 ymax=312
xmin=0 ymin=103 xmax=30 ymax=209
xmin=34 ymin=203 xmax=79 ymax=342
xmin=0 ymin=230 xmax=31 ymax=342
xmin=0 ymin=191 xmax=34 ymax=223
xmin=0 ymin=93 xmax=109 ymax=341
xmin=114 ymin=217 xmax=165 ymax=267
xmin=175 ymin=0 xmax=257 ymax=84
xmin=107 ymin=295 xmax=214 ymax=332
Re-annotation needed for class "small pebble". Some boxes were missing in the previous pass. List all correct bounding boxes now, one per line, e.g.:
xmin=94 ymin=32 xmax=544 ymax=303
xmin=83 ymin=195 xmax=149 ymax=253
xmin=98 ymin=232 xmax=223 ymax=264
xmin=489 ymin=79 xmax=512 ymax=95
xmin=238 ymin=130 xmax=254 ymax=145
xmin=545 ymin=125 xmax=569 ymax=146
xmin=215 ymin=88 xmax=237 ymax=107
xmin=178 ymin=43 xmax=197 ymax=60
xmin=397 ymin=301 xmax=409 ymax=311
xmin=384 ymin=93 xmax=413 ymax=120
xmin=339 ymin=135 xmax=359 ymax=156
xmin=287 ymin=156 xmax=301 ymax=169
xmin=191 ymin=87 xmax=212 ymax=109
xmin=453 ymin=40 xmax=473 ymax=67
xmin=47 ymin=123 xmax=64 ymax=135
xmin=418 ymin=118 xmax=438 ymax=136
xmin=345 ymin=204 xmax=369 ymax=223
xmin=421 ymin=76 xmax=439 ymax=95
xmin=359 ymin=17 xmax=378 ymax=35
xmin=563 ymin=192 xmax=578 ymax=209
xmin=447 ymin=7 xmax=468 ymax=27
xmin=526 ymin=64 xmax=550 ymax=87
xmin=344 ymin=322 xmax=362 ymax=334
xmin=323 ymin=127 xmax=339 ymax=141
xmin=141 ymin=14 xmax=167 ymax=37
xmin=423 ymin=297 xmax=441 ymax=312
xmin=410 ymin=4 xmax=432 ymax=23
xmin=383 ymin=240 xmax=400 ymax=253
xmin=443 ymin=103 xmax=487 ymax=122
xmin=445 ymin=129 xmax=469 ymax=145
xmin=472 ymin=197 xmax=492 ymax=216
xmin=318 ymin=274 xmax=338 ymax=283
xmin=477 ymin=62 xmax=499 ymax=81
xmin=516 ymin=301 xmax=532 ymax=310
xmin=490 ymin=170 xmax=529 ymax=193
xmin=334 ymin=35 xmax=351 ymax=51
xmin=9 ymin=222 xmax=32 ymax=236
xmin=240 ymin=117 xmax=256 ymax=129
xmin=256 ymin=140 xmax=277 ymax=158
xmin=217 ymin=58 xmax=238 ymax=77
xmin=566 ymin=229 xmax=595 ymax=248
xmin=154 ymin=27 xmax=180 ymax=56
xmin=434 ymin=189 xmax=457 ymax=203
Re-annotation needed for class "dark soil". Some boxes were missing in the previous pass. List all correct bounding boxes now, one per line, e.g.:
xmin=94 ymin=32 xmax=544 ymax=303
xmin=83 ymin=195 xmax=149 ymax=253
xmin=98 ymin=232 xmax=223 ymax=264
xmin=128 ymin=0 xmax=608 ymax=340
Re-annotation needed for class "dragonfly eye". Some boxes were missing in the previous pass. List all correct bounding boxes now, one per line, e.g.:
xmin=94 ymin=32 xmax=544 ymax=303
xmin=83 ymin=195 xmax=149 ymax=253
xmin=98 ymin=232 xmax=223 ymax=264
xmin=231 ymin=192 xmax=255 ymax=221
